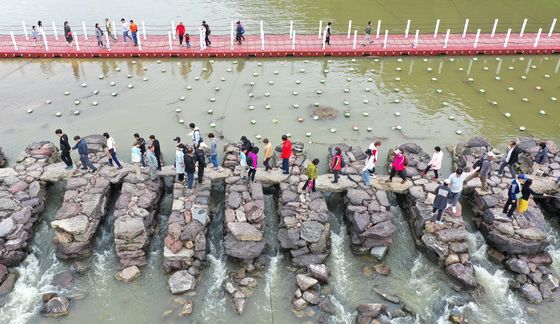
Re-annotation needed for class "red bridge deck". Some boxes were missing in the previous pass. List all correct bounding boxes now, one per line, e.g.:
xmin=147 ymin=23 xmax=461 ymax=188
xmin=1 ymin=32 xmax=558 ymax=59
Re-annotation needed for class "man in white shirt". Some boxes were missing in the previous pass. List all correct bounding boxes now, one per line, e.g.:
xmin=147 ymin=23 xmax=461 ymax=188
xmin=103 ymin=132 xmax=123 ymax=169
xmin=121 ymin=18 xmax=132 ymax=42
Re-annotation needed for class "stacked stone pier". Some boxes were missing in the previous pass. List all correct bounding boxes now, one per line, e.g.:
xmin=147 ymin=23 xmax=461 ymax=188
xmin=0 ymin=141 xmax=58 ymax=292
xmin=455 ymin=137 xmax=559 ymax=302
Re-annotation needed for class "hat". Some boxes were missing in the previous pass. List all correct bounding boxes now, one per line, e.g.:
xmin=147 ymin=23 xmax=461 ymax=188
xmin=518 ymin=174 xmax=527 ymax=180
xmin=443 ymin=179 xmax=450 ymax=185
xmin=394 ymin=149 xmax=402 ymax=154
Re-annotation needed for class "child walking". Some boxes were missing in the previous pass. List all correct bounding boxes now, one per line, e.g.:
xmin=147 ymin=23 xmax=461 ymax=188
xmin=247 ymin=147 xmax=259 ymax=182
xmin=302 ymin=159 xmax=319 ymax=192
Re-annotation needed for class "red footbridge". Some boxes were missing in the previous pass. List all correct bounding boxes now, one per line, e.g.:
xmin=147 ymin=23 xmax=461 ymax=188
xmin=1 ymin=19 xmax=558 ymax=58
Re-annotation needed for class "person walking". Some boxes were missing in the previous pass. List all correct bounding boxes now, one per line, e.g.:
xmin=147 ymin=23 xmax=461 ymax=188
xmin=517 ymin=178 xmax=547 ymax=214
xmin=432 ymin=179 xmax=452 ymax=224
xmin=362 ymin=149 xmax=375 ymax=186
xmin=37 ymin=21 xmax=44 ymax=36
xmin=185 ymin=33 xmax=191 ymax=48
xmin=421 ymin=146 xmax=443 ymax=180
xmin=146 ymin=145 xmax=158 ymax=181
xmin=148 ymin=135 xmax=162 ymax=170
xmin=195 ymin=147 xmax=206 ymax=184
xmin=202 ymin=21 xmax=211 ymax=46
xmin=498 ymin=141 xmax=520 ymax=178
xmin=302 ymin=158 xmax=319 ymax=192
xmin=367 ymin=140 xmax=381 ymax=178
xmin=239 ymin=148 xmax=248 ymax=180
xmin=503 ymin=174 xmax=527 ymax=217
xmin=184 ymin=148 xmax=196 ymax=189
xmin=103 ymin=132 xmax=123 ymax=169
xmin=129 ymin=20 xmax=138 ymax=46
xmin=325 ymin=22 xmax=332 ymax=46
xmin=478 ymin=152 xmax=494 ymax=191
xmin=63 ymin=21 xmax=73 ymax=47
xmin=388 ymin=149 xmax=407 ymax=184
xmin=331 ymin=147 xmax=343 ymax=183
xmin=247 ymin=147 xmax=259 ymax=182
xmin=189 ymin=123 xmax=202 ymax=148
xmin=31 ymin=26 xmax=39 ymax=46
xmin=281 ymin=135 xmax=292 ymax=175
xmin=235 ymin=21 xmax=244 ymax=45
xmin=105 ymin=18 xmax=117 ymax=42
xmin=121 ymin=18 xmax=132 ymax=43
xmin=240 ymin=136 xmax=253 ymax=152
xmin=95 ymin=23 xmax=104 ymax=47
xmin=131 ymin=141 xmax=144 ymax=181
xmin=208 ymin=133 xmax=219 ymax=170
xmin=176 ymin=22 xmax=186 ymax=47
xmin=55 ymin=129 xmax=73 ymax=169
xmin=532 ymin=142 xmax=549 ymax=176
xmin=263 ymin=138 xmax=273 ymax=171
xmin=446 ymin=168 xmax=472 ymax=214
xmin=133 ymin=133 xmax=147 ymax=168
xmin=362 ymin=21 xmax=372 ymax=46
xmin=175 ymin=144 xmax=185 ymax=182
xmin=72 ymin=136 xmax=97 ymax=173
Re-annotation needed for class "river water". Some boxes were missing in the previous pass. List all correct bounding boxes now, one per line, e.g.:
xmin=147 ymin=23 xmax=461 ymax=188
xmin=1 ymin=1 xmax=560 ymax=323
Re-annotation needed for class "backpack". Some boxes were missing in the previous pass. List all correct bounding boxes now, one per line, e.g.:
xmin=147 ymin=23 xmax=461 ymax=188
xmin=340 ymin=156 xmax=346 ymax=168
xmin=240 ymin=27 xmax=245 ymax=35
xmin=403 ymin=155 xmax=409 ymax=166
xmin=246 ymin=154 xmax=253 ymax=167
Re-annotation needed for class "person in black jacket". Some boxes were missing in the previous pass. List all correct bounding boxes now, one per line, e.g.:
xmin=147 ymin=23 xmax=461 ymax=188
xmin=184 ymin=148 xmax=196 ymax=189
xmin=149 ymin=135 xmax=162 ymax=170
xmin=133 ymin=133 xmax=147 ymax=168
xmin=55 ymin=129 xmax=73 ymax=169
xmin=240 ymin=136 xmax=252 ymax=152
xmin=498 ymin=141 xmax=520 ymax=178
xmin=195 ymin=147 xmax=206 ymax=184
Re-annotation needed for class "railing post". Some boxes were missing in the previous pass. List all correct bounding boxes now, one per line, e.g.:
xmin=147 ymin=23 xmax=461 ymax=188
xmin=434 ymin=19 xmax=440 ymax=38
xmin=405 ymin=19 xmax=410 ymax=38
xmin=138 ymin=32 xmax=142 ymax=50
xmin=444 ymin=29 xmax=450 ymax=48
xmin=171 ymin=21 xmax=176 ymax=39
xmin=52 ymin=21 xmax=59 ymax=40
xmin=503 ymin=28 xmax=511 ymax=48
xmin=75 ymin=33 xmax=80 ymax=51
xmin=168 ymin=31 xmax=173 ymax=50
xmin=289 ymin=20 xmax=293 ymax=39
xmin=491 ymin=19 xmax=498 ymax=37
xmin=322 ymin=27 xmax=327 ymax=49
xmin=42 ymin=31 xmax=49 ymax=51
xmin=549 ymin=18 xmax=557 ymax=37
xmin=105 ymin=28 xmax=111 ymax=50
xmin=376 ymin=20 xmax=381 ymax=39
xmin=230 ymin=21 xmax=234 ymax=50
xmin=112 ymin=21 xmax=117 ymax=40
xmin=22 ymin=21 xmax=29 ymax=40
xmin=520 ymin=18 xmax=528 ymax=37
xmin=260 ymin=21 xmax=264 ymax=50
xmin=413 ymin=29 xmax=419 ymax=48
xmin=383 ymin=29 xmax=388 ymax=49
xmin=142 ymin=21 xmax=146 ymax=40
xmin=473 ymin=28 xmax=481 ymax=48
xmin=353 ymin=30 xmax=358 ymax=49
xmin=10 ymin=32 xmax=18 ymax=51
xmin=318 ymin=20 xmax=322 ymax=39
xmin=199 ymin=28 xmax=204 ymax=50
xmin=82 ymin=21 xmax=88 ymax=40
xmin=462 ymin=19 xmax=469 ymax=37
xmin=347 ymin=20 xmax=352 ymax=38
xmin=533 ymin=28 xmax=542 ymax=47
xmin=292 ymin=30 xmax=296 ymax=49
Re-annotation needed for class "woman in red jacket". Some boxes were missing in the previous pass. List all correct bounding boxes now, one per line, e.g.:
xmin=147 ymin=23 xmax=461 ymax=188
xmin=388 ymin=149 xmax=407 ymax=184
xmin=176 ymin=22 xmax=186 ymax=47
xmin=331 ymin=147 xmax=343 ymax=183
xmin=280 ymin=135 xmax=292 ymax=175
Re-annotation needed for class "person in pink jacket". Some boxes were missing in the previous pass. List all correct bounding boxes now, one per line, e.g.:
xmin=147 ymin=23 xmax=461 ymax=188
xmin=388 ymin=149 xmax=407 ymax=184
xmin=247 ymin=147 xmax=259 ymax=182
xmin=421 ymin=146 xmax=443 ymax=180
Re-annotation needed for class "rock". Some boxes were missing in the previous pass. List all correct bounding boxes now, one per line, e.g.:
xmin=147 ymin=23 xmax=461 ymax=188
xmin=239 ymin=277 xmax=257 ymax=287
xmin=319 ymin=297 xmax=336 ymax=315
xmin=521 ymin=283 xmax=543 ymax=304
xmin=11 ymin=207 xmax=32 ymax=224
xmin=40 ymin=296 xmax=70 ymax=317
xmin=445 ymin=254 xmax=461 ymax=267
xmin=540 ymin=274 xmax=559 ymax=292
xmin=300 ymin=221 xmax=324 ymax=243
xmin=372 ymin=287 xmax=400 ymax=304
xmin=436 ymin=228 xmax=469 ymax=242
xmin=409 ymin=186 xmax=425 ymax=201
xmin=374 ymin=264 xmax=390 ymax=276
xmin=370 ymin=246 xmax=389 ymax=261
xmin=51 ymin=215 xmax=89 ymax=235
xmin=227 ymin=191 xmax=242 ymax=209
xmin=116 ymin=266 xmax=141 ymax=282
xmin=375 ymin=190 xmax=390 ymax=207
xmin=179 ymin=301 xmax=193 ymax=317
xmin=302 ymin=290 xmax=320 ymax=305
xmin=0 ymin=217 xmax=16 ymax=237
xmin=225 ymin=281 xmax=236 ymax=294
xmin=0 ymin=272 xmax=19 ymax=296
xmin=0 ymin=264 xmax=7 ymax=283
xmin=224 ymin=233 xmax=266 ymax=259
xmin=296 ymin=274 xmax=318 ymax=290
xmin=446 ymin=263 xmax=477 ymax=289
xmin=347 ymin=189 xmax=370 ymax=205
xmin=449 ymin=306 xmax=464 ymax=324
xmin=496 ymin=222 xmax=515 ymax=236
xmin=506 ymin=258 xmax=530 ymax=275
xmin=516 ymin=228 xmax=546 ymax=241
xmin=307 ymin=264 xmax=330 ymax=283
xmin=168 ymin=270 xmax=196 ymax=294
xmin=292 ymin=253 xmax=328 ymax=268
xmin=281 ymin=190 xmax=299 ymax=203
xmin=293 ymin=298 xmax=308 ymax=310
xmin=488 ymin=230 xmax=548 ymax=255
xmin=486 ymin=248 xmax=506 ymax=264
xmin=361 ymin=220 xmax=396 ymax=239
xmin=52 ymin=269 xmax=74 ymax=289
xmin=234 ymin=293 xmax=246 ymax=315
xmin=357 ymin=303 xmax=386 ymax=317
xmin=465 ymin=137 xmax=491 ymax=148
xmin=421 ymin=234 xmax=449 ymax=259
xmin=42 ymin=292 xmax=58 ymax=302
xmin=227 ymin=222 xmax=262 ymax=241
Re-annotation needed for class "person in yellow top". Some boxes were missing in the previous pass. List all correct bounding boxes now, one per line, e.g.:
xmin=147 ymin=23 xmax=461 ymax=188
xmin=302 ymin=159 xmax=319 ymax=192
xmin=263 ymin=138 xmax=273 ymax=171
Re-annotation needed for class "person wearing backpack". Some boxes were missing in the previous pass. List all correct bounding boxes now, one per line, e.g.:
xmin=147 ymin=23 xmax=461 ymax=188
xmin=184 ymin=148 xmax=196 ymax=189
xmin=95 ymin=23 xmax=104 ymax=47
xmin=190 ymin=123 xmax=203 ymax=148
xmin=388 ymin=149 xmax=407 ymax=184
xmin=362 ymin=149 xmax=375 ymax=186
xmin=236 ymin=21 xmax=244 ymax=45
xmin=195 ymin=147 xmax=206 ymax=184
xmin=368 ymin=140 xmax=381 ymax=178
xmin=432 ymin=179 xmax=452 ymax=224
xmin=503 ymin=174 xmax=527 ymax=217
xmin=532 ymin=142 xmax=549 ymax=176
xmin=331 ymin=147 xmax=343 ymax=183
xmin=239 ymin=148 xmax=248 ymax=180
xmin=247 ymin=147 xmax=259 ymax=182
xmin=133 ymin=133 xmax=147 ymax=168
xmin=302 ymin=158 xmax=319 ymax=192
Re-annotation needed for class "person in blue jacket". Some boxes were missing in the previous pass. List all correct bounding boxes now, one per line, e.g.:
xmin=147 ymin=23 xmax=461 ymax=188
xmin=72 ymin=136 xmax=97 ymax=173
xmin=503 ymin=174 xmax=527 ymax=217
